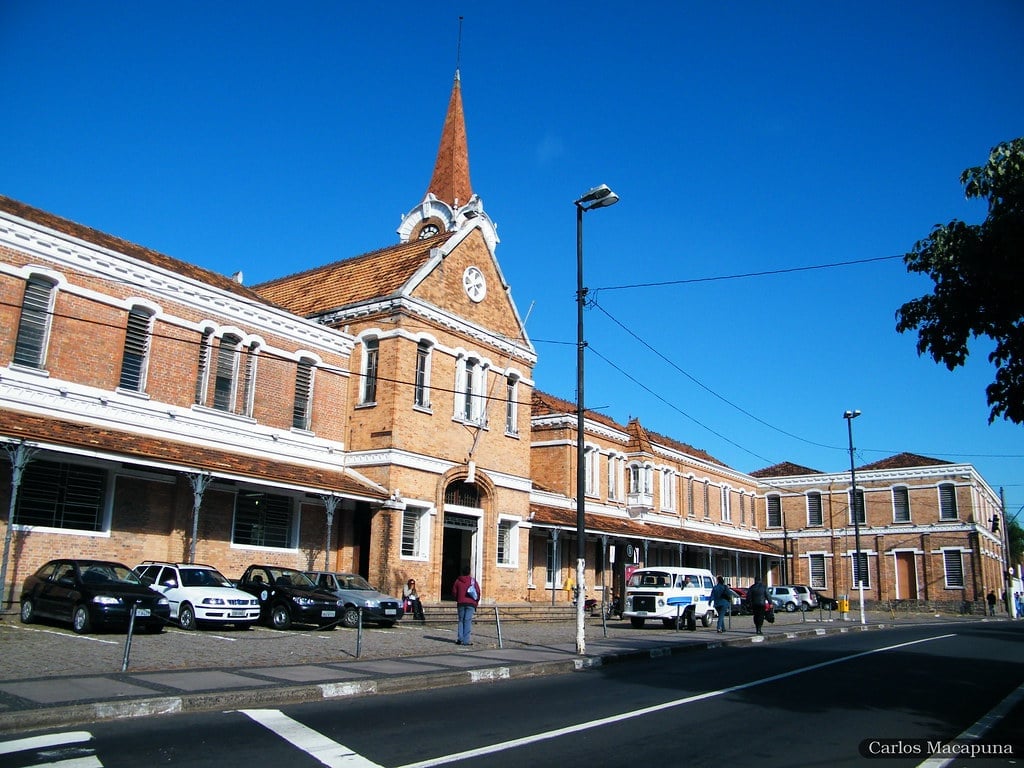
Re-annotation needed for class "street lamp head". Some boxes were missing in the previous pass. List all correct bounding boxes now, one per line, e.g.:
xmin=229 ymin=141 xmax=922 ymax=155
xmin=843 ymin=409 xmax=861 ymax=420
xmin=575 ymin=184 xmax=619 ymax=211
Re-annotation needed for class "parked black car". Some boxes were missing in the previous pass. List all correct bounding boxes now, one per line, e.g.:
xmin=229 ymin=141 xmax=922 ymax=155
xmin=813 ymin=590 xmax=840 ymax=610
xmin=20 ymin=559 xmax=170 ymax=634
xmin=235 ymin=565 xmax=343 ymax=630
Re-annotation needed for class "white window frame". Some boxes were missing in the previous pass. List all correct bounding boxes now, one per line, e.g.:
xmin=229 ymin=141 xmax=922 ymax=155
xmin=938 ymin=483 xmax=959 ymax=520
xmin=766 ymin=494 xmax=782 ymax=528
xmin=13 ymin=274 xmax=57 ymax=370
xmin=359 ymin=336 xmax=379 ymax=406
xmin=661 ymin=469 xmax=677 ymax=512
xmin=892 ymin=486 xmax=911 ymax=523
xmin=942 ymin=548 xmax=964 ymax=588
xmin=504 ymin=373 xmax=519 ymax=435
xmin=721 ymin=485 xmax=731 ymax=522
xmin=400 ymin=505 xmax=431 ymax=560
xmin=806 ymin=491 xmax=823 ymax=527
xmin=584 ymin=445 xmax=600 ymax=497
xmin=118 ymin=305 xmax=154 ymax=393
xmin=414 ymin=340 xmax=432 ymax=410
xmin=496 ymin=516 xmax=520 ymax=567
xmin=808 ymin=553 xmax=827 ymax=589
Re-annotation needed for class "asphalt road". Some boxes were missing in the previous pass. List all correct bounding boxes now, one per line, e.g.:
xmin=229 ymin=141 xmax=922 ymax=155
xmin=4 ymin=622 xmax=1022 ymax=768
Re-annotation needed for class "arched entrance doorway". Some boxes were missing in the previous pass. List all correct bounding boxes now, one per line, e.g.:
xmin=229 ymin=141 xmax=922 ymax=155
xmin=441 ymin=480 xmax=482 ymax=600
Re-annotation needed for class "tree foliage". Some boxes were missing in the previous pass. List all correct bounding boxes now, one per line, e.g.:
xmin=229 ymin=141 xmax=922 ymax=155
xmin=896 ymin=138 xmax=1024 ymax=423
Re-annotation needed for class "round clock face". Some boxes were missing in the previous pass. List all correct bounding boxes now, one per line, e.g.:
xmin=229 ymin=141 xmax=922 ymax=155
xmin=418 ymin=223 xmax=440 ymax=239
xmin=463 ymin=266 xmax=486 ymax=302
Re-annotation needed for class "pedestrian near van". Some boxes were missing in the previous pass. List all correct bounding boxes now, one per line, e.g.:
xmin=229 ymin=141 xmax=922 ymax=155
xmin=452 ymin=566 xmax=480 ymax=645
xmin=710 ymin=575 xmax=734 ymax=633
xmin=747 ymin=577 xmax=768 ymax=635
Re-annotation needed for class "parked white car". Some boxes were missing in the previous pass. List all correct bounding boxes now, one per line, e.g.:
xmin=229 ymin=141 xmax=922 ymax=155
xmin=136 ymin=561 xmax=261 ymax=630
xmin=767 ymin=585 xmax=802 ymax=612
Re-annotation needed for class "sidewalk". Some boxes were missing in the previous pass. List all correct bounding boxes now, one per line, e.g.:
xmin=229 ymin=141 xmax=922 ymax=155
xmin=0 ymin=608 xmax=992 ymax=735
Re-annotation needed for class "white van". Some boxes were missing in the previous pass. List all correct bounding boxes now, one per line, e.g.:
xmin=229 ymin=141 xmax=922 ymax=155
xmin=622 ymin=566 xmax=716 ymax=629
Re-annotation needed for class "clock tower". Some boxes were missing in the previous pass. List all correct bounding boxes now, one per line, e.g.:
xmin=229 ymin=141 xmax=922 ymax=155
xmin=397 ymin=70 xmax=499 ymax=252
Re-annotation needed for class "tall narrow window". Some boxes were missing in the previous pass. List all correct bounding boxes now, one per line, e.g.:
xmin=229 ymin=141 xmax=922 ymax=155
xmin=662 ymin=470 xmax=677 ymax=511
xmin=212 ymin=334 xmax=241 ymax=411
xmin=702 ymin=480 xmax=710 ymax=518
xmin=892 ymin=486 xmax=910 ymax=523
xmin=292 ymin=357 xmax=314 ymax=430
xmin=687 ymin=477 xmax=695 ymax=517
xmin=809 ymin=553 xmax=826 ymax=589
xmin=118 ymin=306 xmax=153 ymax=392
xmin=766 ymin=494 xmax=782 ymax=527
xmin=497 ymin=519 xmax=517 ymax=565
xmin=505 ymin=374 xmax=519 ymax=434
xmin=852 ymin=551 xmax=869 ymax=588
xmin=807 ymin=492 xmax=823 ymax=527
xmin=721 ymin=486 xmax=731 ymax=522
xmin=848 ymin=488 xmax=866 ymax=526
xmin=455 ymin=356 xmax=487 ymax=424
xmin=239 ymin=342 xmax=259 ymax=417
xmin=414 ymin=341 xmax=432 ymax=408
xmin=194 ymin=328 xmax=213 ymax=404
xmin=360 ymin=338 xmax=379 ymax=405
xmin=13 ymin=276 xmax=56 ymax=369
xmin=584 ymin=446 xmax=599 ymax=497
xmin=938 ymin=483 xmax=958 ymax=520
xmin=943 ymin=549 xmax=964 ymax=587
xmin=401 ymin=507 xmax=428 ymax=558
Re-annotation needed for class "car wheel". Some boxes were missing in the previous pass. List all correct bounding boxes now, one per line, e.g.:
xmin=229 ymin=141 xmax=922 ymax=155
xmin=786 ymin=601 xmax=797 ymax=612
xmin=178 ymin=604 xmax=197 ymax=631
xmin=341 ymin=607 xmax=360 ymax=629
xmin=271 ymin=604 xmax=292 ymax=630
xmin=630 ymin=617 xmax=645 ymax=629
xmin=72 ymin=604 xmax=92 ymax=634
xmin=20 ymin=597 xmax=35 ymax=624
xmin=701 ymin=611 xmax=713 ymax=627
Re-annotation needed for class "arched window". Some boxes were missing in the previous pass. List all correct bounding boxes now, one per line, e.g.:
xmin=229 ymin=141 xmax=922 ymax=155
xmin=13 ymin=275 xmax=57 ymax=369
xmin=118 ymin=305 xmax=154 ymax=392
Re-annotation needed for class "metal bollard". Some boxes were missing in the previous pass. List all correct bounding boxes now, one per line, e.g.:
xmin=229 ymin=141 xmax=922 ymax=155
xmin=494 ymin=606 xmax=503 ymax=649
xmin=121 ymin=601 xmax=139 ymax=672
xmin=355 ymin=607 xmax=363 ymax=658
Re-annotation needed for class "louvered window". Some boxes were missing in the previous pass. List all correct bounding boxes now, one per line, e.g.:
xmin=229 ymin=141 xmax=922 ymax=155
xmin=809 ymin=553 xmax=826 ymax=589
xmin=213 ymin=334 xmax=241 ymax=411
xmin=848 ymin=488 xmax=866 ymax=525
xmin=240 ymin=343 xmax=258 ymax=417
xmin=401 ymin=509 xmax=422 ymax=557
xmin=195 ymin=329 xmax=213 ymax=404
xmin=807 ymin=492 xmax=823 ymax=526
xmin=232 ymin=492 xmax=294 ymax=548
xmin=505 ymin=375 xmax=518 ymax=434
xmin=852 ymin=551 xmax=869 ymax=587
xmin=893 ymin=487 xmax=911 ymax=523
xmin=766 ymin=495 xmax=782 ymax=527
xmin=13 ymin=276 xmax=56 ymax=369
xmin=292 ymin=358 xmax=314 ymax=430
xmin=15 ymin=460 xmax=107 ymax=531
xmin=943 ymin=549 xmax=964 ymax=587
xmin=939 ymin=483 xmax=958 ymax=520
xmin=118 ymin=307 xmax=153 ymax=391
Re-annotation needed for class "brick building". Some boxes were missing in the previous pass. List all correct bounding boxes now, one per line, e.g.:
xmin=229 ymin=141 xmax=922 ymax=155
xmin=0 ymin=69 xmax=1009 ymax=612
xmin=753 ymin=454 xmax=1008 ymax=611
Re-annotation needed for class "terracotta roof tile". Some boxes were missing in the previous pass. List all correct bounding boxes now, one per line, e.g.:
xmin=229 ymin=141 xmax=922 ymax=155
xmin=750 ymin=461 xmax=823 ymax=478
xmin=0 ymin=410 xmax=387 ymax=500
xmin=856 ymin=452 xmax=953 ymax=471
xmin=253 ymin=232 xmax=455 ymax=317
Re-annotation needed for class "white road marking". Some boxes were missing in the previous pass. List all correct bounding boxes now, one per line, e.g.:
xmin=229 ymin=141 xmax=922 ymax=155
xmin=398 ymin=634 xmax=957 ymax=767
xmin=240 ymin=708 xmax=384 ymax=768
xmin=0 ymin=731 xmax=92 ymax=755
xmin=4 ymin=625 xmax=117 ymax=644
xmin=916 ymin=680 xmax=1024 ymax=768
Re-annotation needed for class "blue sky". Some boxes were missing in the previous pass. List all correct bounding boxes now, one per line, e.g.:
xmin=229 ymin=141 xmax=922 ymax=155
xmin=3 ymin=2 xmax=1023 ymax=514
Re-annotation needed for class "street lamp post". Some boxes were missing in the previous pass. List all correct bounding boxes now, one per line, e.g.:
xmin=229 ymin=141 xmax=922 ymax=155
xmin=844 ymin=409 xmax=866 ymax=625
xmin=574 ymin=183 xmax=619 ymax=655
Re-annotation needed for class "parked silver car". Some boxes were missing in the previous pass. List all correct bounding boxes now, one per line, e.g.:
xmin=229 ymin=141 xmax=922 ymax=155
xmin=305 ymin=571 xmax=404 ymax=628
xmin=787 ymin=584 xmax=819 ymax=611
xmin=767 ymin=585 xmax=802 ymax=612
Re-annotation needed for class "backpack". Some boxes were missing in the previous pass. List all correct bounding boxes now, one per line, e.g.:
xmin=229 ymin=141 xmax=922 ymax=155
xmin=466 ymin=578 xmax=479 ymax=600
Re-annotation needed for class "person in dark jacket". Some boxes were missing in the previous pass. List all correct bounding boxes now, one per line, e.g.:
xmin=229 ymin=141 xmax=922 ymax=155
xmin=710 ymin=575 xmax=735 ymax=633
xmin=452 ymin=566 xmax=480 ymax=645
xmin=747 ymin=577 xmax=768 ymax=635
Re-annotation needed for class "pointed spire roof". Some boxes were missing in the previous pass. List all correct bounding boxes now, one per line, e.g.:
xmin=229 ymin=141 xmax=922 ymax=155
xmin=426 ymin=71 xmax=473 ymax=208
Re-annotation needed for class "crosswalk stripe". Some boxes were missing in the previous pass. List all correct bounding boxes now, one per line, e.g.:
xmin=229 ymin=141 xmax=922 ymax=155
xmin=240 ymin=709 xmax=383 ymax=768
xmin=0 ymin=731 xmax=93 ymax=755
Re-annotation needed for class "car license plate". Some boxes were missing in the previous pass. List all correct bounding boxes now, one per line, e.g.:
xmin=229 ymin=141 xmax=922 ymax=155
xmin=635 ymin=611 xmax=648 ymax=616
xmin=321 ymin=610 xmax=336 ymax=618
xmin=229 ymin=611 xmax=245 ymax=618
xmin=385 ymin=608 xmax=396 ymax=615
xmin=136 ymin=608 xmax=151 ymax=617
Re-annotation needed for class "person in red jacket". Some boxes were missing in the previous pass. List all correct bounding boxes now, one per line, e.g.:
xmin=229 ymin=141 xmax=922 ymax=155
xmin=452 ymin=565 xmax=480 ymax=645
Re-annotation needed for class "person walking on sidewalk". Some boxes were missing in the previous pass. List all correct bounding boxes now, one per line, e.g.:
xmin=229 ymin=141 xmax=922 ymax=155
xmin=987 ymin=590 xmax=997 ymax=616
xmin=710 ymin=575 xmax=734 ymax=633
xmin=452 ymin=566 xmax=480 ymax=645
xmin=747 ymin=577 xmax=768 ymax=635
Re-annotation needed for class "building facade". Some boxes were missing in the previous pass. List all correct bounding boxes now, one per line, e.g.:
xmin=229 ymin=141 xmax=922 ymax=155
xmin=0 ymin=71 xmax=1009 ymax=612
